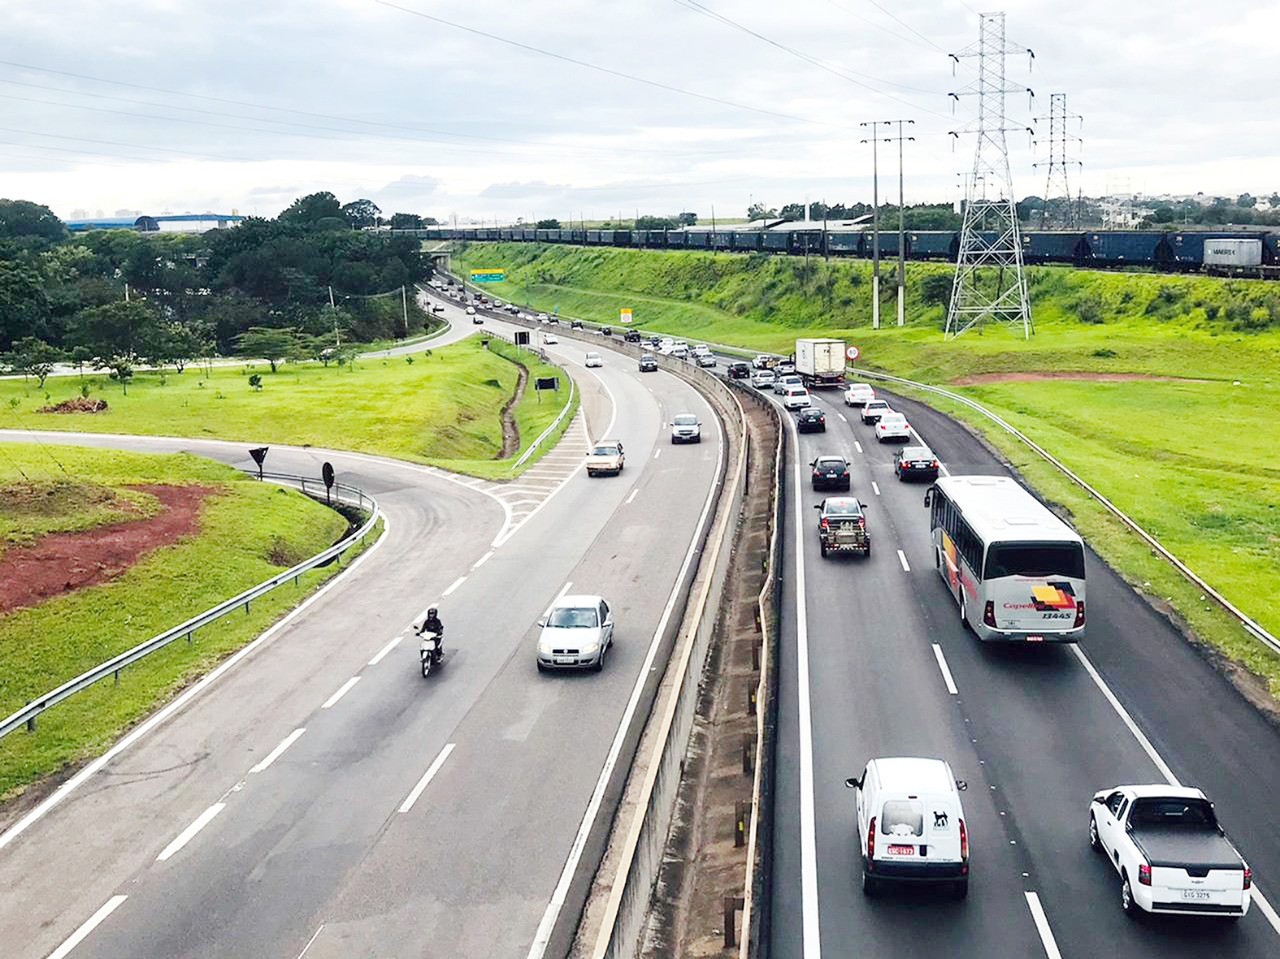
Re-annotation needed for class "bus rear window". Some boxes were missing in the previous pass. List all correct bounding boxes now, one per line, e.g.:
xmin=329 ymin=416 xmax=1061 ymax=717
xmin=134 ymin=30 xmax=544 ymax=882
xmin=985 ymin=542 xmax=1084 ymax=580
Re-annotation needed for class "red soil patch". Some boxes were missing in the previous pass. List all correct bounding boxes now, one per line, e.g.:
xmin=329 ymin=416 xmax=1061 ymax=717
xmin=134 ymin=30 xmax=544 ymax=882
xmin=950 ymin=371 xmax=1209 ymax=386
xmin=0 ymin=484 xmax=218 ymax=615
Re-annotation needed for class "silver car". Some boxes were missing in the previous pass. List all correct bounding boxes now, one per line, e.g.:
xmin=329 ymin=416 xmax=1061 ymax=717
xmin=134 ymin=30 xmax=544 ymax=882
xmin=536 ymin=595 xmax=615 ymax=672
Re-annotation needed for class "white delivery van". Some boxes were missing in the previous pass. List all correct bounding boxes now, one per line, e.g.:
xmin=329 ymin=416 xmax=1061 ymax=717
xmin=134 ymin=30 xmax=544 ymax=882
xmin=846 ymin=757 xmax=970 ymax=899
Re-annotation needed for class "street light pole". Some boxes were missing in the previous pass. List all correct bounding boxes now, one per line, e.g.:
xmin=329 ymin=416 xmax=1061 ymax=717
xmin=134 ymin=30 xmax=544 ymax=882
xmin=884 ymin=120 xmax=915 ymax=327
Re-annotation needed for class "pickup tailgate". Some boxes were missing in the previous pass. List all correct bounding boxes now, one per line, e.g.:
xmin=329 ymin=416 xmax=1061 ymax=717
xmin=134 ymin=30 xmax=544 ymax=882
xmin=1136 ymin=828 xmax=1248 ymax=911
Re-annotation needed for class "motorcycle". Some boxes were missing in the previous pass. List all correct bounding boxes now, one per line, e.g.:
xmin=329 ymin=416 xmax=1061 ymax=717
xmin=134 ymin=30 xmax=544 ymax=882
xmin=418 ymin=629 xmax=444 ymax=678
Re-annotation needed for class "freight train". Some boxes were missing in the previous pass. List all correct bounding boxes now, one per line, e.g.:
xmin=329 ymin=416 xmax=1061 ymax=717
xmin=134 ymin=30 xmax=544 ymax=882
xmin=406 ymin=226 xmax=1280 ymax=278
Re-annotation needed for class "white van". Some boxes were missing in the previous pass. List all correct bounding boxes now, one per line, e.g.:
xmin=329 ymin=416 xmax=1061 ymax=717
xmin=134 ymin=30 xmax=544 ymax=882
xmin=845 ymin=757 xmax=970 ymax=898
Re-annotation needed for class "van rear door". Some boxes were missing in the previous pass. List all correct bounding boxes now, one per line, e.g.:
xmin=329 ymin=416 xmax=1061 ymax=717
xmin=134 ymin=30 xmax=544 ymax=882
xmin=923 ymin=797 xmax=963 ymax=863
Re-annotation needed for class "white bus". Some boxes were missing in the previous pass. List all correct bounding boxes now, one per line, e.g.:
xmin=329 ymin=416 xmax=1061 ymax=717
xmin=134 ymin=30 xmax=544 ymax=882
xmin=923 ymin=476 xmax=1086 ymax=642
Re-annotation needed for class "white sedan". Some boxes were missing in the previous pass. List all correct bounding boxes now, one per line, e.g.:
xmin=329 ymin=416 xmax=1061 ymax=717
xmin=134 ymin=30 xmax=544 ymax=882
xmin=543 ymin=332 xmax=558 ymax=344
xmin=464 ymin=306 xmax=477 ymax=315
xmin=584 ymin=352 xmax=603 ymax=368
xmin=875 ymin=412 xmax=911 ymax=443
xmin=751 ymin=369 xmax=776 ymax=390
xmin=844 ymin=383 xmax=876 ymax=406
xmin=782 ymin=386 xmax=811 ymax=410
xmin=536 ymin=594 xmax=615 ymax=672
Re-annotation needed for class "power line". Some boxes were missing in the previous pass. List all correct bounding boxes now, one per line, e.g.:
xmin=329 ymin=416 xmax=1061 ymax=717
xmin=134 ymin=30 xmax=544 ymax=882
xmin=372 ymin=0 xmax=859 ymax=131
xmin=862 ymin=0 xmax=949 ymax=53
xmin=823 ymin=0 xmax=939 ymax=53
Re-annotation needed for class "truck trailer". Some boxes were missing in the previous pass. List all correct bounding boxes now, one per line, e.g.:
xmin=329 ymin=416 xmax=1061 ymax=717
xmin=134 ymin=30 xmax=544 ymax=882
xmin=794 ymin=338 xmax=847 ymax=388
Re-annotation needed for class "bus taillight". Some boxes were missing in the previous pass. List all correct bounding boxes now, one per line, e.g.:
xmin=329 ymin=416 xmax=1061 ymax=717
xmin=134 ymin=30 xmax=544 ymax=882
xmin=1074 ymin=600 xmax=1085 ymax=629
xmin=983 ymin=601 xmax=996 ymax=628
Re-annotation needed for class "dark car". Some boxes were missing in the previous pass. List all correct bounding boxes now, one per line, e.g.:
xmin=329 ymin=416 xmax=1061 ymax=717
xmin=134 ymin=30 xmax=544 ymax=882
xmin=570 ymin=320 xmax=584 ymax=330
xmin=472 ymin=315 xmax=484 ymax=324
xmin=814 ymin=497 xmax=870 ymax=558
xmin=796 ymin=406 xmax=827 ymax=433
xmin=810 ymin=455 xmax=850 ymax=491
xmin=894 ymin=445 xmax=939 ymax=481
xmin=601 ymin=326 xmax=612 ymax=336
xmin=638 ymin=354 xmax=658 ymax=372
xmin=727 ymin=361 xmax=751 ymax=379
xmin=624 ymin=330 xmax=642 ymax=343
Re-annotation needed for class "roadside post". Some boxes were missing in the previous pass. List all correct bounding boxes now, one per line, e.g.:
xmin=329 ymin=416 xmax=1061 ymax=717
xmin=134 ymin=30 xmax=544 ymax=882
xmin=322 ymin=462 xmax=335 ymax=505
xmin=249 ymin=447 xmax=268 ymax=479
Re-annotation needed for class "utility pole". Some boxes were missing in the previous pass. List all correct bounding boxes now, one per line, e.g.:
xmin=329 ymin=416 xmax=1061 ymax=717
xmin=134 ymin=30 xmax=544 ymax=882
xmin=946 ymin=11 xmax=1036 ymax=339
xmin=401 ymin=284 xmax=409 ymax=338
xmin=328 ymin=285 xmax=341 ymax=347
xmin=1033 ymin=93 xmax=1083 ymax=229
xmin=860 ymin=121 xmax=889 ymax=329
xmin=881 ymin=120 xmax=915 ymax=326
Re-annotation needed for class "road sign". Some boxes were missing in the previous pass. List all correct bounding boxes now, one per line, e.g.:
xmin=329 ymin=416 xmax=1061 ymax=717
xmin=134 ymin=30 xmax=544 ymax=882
xmin=515 ymin=331 xmax=530 ymax=346
xmin=470 ymin=269 xmax=506 ymax=283
xmin=846 ymin=345 xmax=861 ymax=362
xmin=248 ymin=446 xmax=268 ymax=479
xmin=535 ymin=376 xmax=559 ymax=391
xmin=322 ymin=462 xmax=335 ymax=504
xmin=620 ymin=307 xmax=633 ymax=324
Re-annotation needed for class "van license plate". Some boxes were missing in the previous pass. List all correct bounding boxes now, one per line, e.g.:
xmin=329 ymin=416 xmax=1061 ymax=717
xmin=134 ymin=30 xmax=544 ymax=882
xmin=1181 ymin=890 xmax=1211 ymax=901
xmin=886 ymin=845 xmax=915 ymax=856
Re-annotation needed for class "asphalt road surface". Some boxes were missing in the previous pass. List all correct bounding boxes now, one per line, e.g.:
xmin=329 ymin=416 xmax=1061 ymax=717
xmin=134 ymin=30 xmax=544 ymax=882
xmin=756 ymin=376 xmax=1280 ymax=958
xmin=0 ymin=304 xmax=724 ymax=959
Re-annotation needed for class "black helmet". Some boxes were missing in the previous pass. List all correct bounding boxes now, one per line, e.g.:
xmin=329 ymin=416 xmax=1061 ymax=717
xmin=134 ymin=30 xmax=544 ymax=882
xmin=427 ymin=607 xmax=438 ymax=617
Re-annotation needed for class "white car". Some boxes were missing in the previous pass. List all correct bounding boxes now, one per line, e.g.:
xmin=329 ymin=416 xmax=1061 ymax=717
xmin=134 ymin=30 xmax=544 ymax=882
xmin=537 ymin=312 xmax=549 ymax=322
xmin=658 ymin=338 xmax=675 ymax=354
xmin=543 ymin=332 xmax=558 ymax=344
xmin=844 ymin=383 xmax=876 ymax=407
xmin=585 ymin=438 xmax=624 ymax=476
xmin=875 ymin=413 xmax=911 ymax=443
xmin=670 ymin=345 xmax=689 ymax=360
xmin=773 ymin=373 xmax=803 ymax=395
xmin=464 ymin=306 xmax=477 ymax=315
xmin=671 ymin=413 xmax=702 ymax=444
xmin=782 ymin=385 xmax=811 ymax=410
xmin=752 ymin=354 xmax=775 ymax=370
xmin=846 ymin=757 xmax=969 ymax=898
xmin=861 ymin=399 xmax=892 ymax=424
xmin=695 ymin=353 xmax=716 ymax=368
xmin=751 ymin=369 xmax=776 ymax=390
xmin=692 ymin=344 xmax=711 ymax=357
xmin=584 ymin=351 xmax=603 ymax=368
xmin=536 ymin=594 xmax=615 ymax=672
xmin=1089 ymin=785 xmax=1251 ymax=919
xmin=431 ymin=303 xmax=445 ymax=314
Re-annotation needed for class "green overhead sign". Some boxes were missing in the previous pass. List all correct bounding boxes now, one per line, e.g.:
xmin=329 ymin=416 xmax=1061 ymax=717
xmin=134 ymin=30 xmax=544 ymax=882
xmin=470 ymin=269 xmax=505 ymax=283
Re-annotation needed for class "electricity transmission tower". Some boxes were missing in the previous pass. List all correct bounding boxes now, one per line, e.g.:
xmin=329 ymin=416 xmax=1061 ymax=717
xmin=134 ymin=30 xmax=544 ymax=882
xmin=946 ymin=12 xmax=1035 ymax=339
xmin=1033 ymin=93 xmax=1082 ymax=229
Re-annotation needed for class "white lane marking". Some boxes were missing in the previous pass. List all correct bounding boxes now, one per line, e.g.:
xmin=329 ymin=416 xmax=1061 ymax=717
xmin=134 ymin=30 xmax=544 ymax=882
xmin=1253 ymin=889 xmax=1280 ymax=938
xmin=542 ymin=580 xmax=573 ymax=621
xmin=854 ymin=440 xmax=863 ymax=453
xmin=47 ymin=895 xmax=129 ymax=959
xmin=296 ymin=924 xmax=325 ymax=959
xmin=654 ymin=448 xmax=662 ymax=460
xmin=837 ymin=412 xmax=847 ymax=422
xmin=626 ymin=488 xmax=639 ymax=504
xmin=472 ymin=549 xmax=495 ymax=570
xmin=789 ymin=419 xmax=822 ymax=959
xmin=1024 ymin=892 xmax=1063 ymax=959
xmin=156 ymin=802 xmax=226 ymax=862
xmin=321 ymin=676 xmax=360 ymax=710
xmin=442 ymin=575 xmax=467 ymax=596
xmin=398 ymin=742 xmax=456 ymax=814
xmin=249 ymin=728 xmax=306 ymax=774
xmin=931 ymin=644 xmax=959 ymax=695
xmin=528 ymin=399 xmax=726 ymax=959
xmin=1068 ymin=647 xmax=1180 ymax=785
xmin=0 ymin=509 xmax=391 ymax=851
xmin=368 ymin=634 xmax=404 ymax=666
xmin=897 ymin=549 xmax=911 ymax=572
xmin=871 ymin=481 xmax=880 ymax=496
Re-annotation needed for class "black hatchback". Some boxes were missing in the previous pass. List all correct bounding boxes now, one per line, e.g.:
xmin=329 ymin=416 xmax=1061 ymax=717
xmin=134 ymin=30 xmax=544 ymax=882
xmin=727 ymin=362 xmax=751 ymax=379
xmin=796 ymin=406 xmax=826 ymax=433
xmin=810 ymin=455 xmax=850 ymax=490
xmin=894 ymin=445 xmax=939 ymax=481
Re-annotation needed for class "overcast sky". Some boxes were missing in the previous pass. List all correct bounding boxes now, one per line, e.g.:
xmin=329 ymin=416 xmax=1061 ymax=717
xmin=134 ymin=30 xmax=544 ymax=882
xmin=2 ymin=0 xmax=1275 ymax=222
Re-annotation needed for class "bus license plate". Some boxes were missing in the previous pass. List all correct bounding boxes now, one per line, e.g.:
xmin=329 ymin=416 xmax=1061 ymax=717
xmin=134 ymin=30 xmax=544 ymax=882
xmin=887 ymin=844 xmax=915 ymax=856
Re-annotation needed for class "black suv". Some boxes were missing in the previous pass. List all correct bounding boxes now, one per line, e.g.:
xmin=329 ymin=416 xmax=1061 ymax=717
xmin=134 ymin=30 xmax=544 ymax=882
xmin=810 ymin=455 xmax=850 ymax=490
xmin=638 ymin=354 xmax=658 ymax=372
xmin=624 ymin=330 xmax=642 ymax=343
xmin=894 ymin=445 xmax=939 ymax=481
xmin=796 ymin=406 xmax=826 ymax=433
xmin=570 ymin=320 xmax=584 ymax=330
xmin=727 ymin=361 xmax=751 ymax=379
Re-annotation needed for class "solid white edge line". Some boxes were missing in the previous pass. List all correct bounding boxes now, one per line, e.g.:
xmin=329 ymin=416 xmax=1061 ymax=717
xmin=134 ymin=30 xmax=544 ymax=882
xmin=398 ymin=742 xmax=456 ymax=814
xmin=47 ymin=895 xmax=129 ymax=959
xmin=542 ymin=580 xmax=574 ymax=621
xmin=789 ymin=419 xmax=822 ymax=959
xmin=320 ymin=676 xmax=360 ymax=710
xmin=472 ymin=549 xmax=495 ymax=570
xmin=296 ymin=924 xmax=325 ymax=959
xmin=897 ymin=549 xmax=911 ymax=572
xmin=1024 ymin=891 xmax=1064 ymax=959
xmin=837 ymin=412 xmax=847 ymax=422
xmin=442 ymin=575 xmax=467 ymax=596
xmin=871 ymin=481 xmax=880 ymax=496
xmin=654 ymin=448 xmax=662 ymax=460
xmin=626 ymin=488 xmax=639 ymax=504
xmin=527 ymin=387 xmax=725 ymax=959
xmin=368 ymin=634 xmax=404 ymax=666
xmin=1068 ymin=646 xmax=1180 ymax=785
xmin=155 ymin=802 xmax=226 ymax=862
xmin=1252 ymin=887 xmax=1280 ymax=938
xmin=854 ymin=440 xmax=863 ymax=453
xmin=931 ymin=644 xmax=959 ymax=695
xmin=0 ymin=508 xmax=392 ymax=852
xmin=249 ymin=728 xmax=306 ymax=774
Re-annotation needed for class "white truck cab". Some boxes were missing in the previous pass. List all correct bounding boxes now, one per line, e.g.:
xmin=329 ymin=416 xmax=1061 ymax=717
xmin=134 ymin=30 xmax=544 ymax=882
xmin=846 ymin=757 xmax=970 ymax=898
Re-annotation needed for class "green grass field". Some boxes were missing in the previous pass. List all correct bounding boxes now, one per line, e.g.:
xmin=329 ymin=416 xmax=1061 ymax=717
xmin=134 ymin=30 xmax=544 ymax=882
xmin=0 ymin=336 xmax=577 ymax=480
xmin=0 ymin=445 xmax=359 ymax=799
xmin=455 ymin=242 xmax=1280 ymax=694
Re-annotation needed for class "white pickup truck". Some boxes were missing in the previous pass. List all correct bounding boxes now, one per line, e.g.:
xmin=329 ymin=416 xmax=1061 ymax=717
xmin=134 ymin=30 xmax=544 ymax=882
xmin=1089 ymin=784 xmax=1251 ymax=919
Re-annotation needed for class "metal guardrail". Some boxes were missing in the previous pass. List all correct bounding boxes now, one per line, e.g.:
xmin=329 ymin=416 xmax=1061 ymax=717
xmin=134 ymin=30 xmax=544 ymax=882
xmin=859 ymin=370 xmax=1280 ymax=657
xmin=0 ymin=472 xmax=382 ymax=741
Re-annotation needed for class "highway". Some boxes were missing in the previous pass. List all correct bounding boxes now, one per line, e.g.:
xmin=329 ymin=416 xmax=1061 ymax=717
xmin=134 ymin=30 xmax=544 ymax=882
xmin=0 ymin=301 xmax=724 ymax=958
xmin=760 ymin=375 xmax=1280 ymax=957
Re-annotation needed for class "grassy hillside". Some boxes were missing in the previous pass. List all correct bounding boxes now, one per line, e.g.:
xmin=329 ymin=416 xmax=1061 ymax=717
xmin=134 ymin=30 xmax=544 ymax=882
xmin=0 ymin=336 xmax=577 ymax=480
xmin=0 ymin=445 xmax=356 ymax=798
xmin=456 ymin=242 xmax=1280 ymax=694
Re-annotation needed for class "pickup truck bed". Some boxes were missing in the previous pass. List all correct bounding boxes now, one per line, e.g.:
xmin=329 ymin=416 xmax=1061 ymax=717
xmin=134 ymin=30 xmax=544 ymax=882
xmin=1133 ymin=827 xmax=1243 ymax=872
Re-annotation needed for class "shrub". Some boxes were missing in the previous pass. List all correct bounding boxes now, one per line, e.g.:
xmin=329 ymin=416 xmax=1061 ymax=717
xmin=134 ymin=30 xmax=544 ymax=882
xmin=1076 ymin=295 xmax=1105 ymax=325
xmin=248 ymin=374 xmax=263 ymax=391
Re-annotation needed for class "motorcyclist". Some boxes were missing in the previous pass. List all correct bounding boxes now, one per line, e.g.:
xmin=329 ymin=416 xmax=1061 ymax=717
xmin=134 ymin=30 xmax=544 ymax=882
xmin=417 ymin=607 xmax=444 ymax=660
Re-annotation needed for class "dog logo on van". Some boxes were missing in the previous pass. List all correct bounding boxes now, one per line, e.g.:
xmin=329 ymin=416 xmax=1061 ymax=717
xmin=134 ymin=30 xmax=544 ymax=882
xmin=933 ymin=810 xmax=949 ymax=829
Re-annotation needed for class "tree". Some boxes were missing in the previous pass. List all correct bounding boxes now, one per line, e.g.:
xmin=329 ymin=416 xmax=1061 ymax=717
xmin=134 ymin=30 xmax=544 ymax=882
xmin=235 ymin=326 xmax=303 ymax=372
xmin=279 ymin=192 xmax=343 ymax=226
xmin=314 ymin=216 xmax=350 ymax=232
xmin=535 ymin=218 xmax=562 ymax=229
xmin=151 ymin=322 xmax=211 ymax=373
xmin=1151 ymin=206 xmax=1177 ymax=224
xmin=747 ymin=203 xmax=778 ymax=221
xmin=920 ymin=273 xmax=954 ymax=317
xmin=0 ymin=199 xmax=68 ymax=253
xmin=635 ymin=215 xmax=676 ymax=231
xmin=1 ymin=336 xmax=65 ymax=388
xmin=0 ymin=260 xmax=52 ymax=349
xmin=780 ymin=203 xmax=805 ymax=220
xmin=341 ymin=199 xmax=382 ymax=229
xmin=677 ymin=211 xmax=698 ymax=226
xmin=389 ymin=212 xmax=424 ymax=230
xmin=1237 ymin=193 xmax=1257 ymax=209
xmin=68 ymin=300 xmax=166 ymax=393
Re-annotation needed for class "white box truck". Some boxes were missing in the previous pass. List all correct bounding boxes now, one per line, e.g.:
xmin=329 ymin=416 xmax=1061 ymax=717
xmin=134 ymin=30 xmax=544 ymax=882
xmin=794 ymin=338 xmax=846 ymax=388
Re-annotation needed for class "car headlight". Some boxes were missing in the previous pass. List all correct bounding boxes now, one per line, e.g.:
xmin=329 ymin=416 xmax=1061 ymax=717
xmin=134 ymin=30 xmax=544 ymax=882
xmin=582 ymin=640 xmax=600 ymax=654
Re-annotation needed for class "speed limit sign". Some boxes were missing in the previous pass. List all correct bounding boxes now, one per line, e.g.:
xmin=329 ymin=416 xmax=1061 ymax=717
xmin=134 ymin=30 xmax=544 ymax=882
xmin=846 ymin=345 xmax=861 ymax=362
